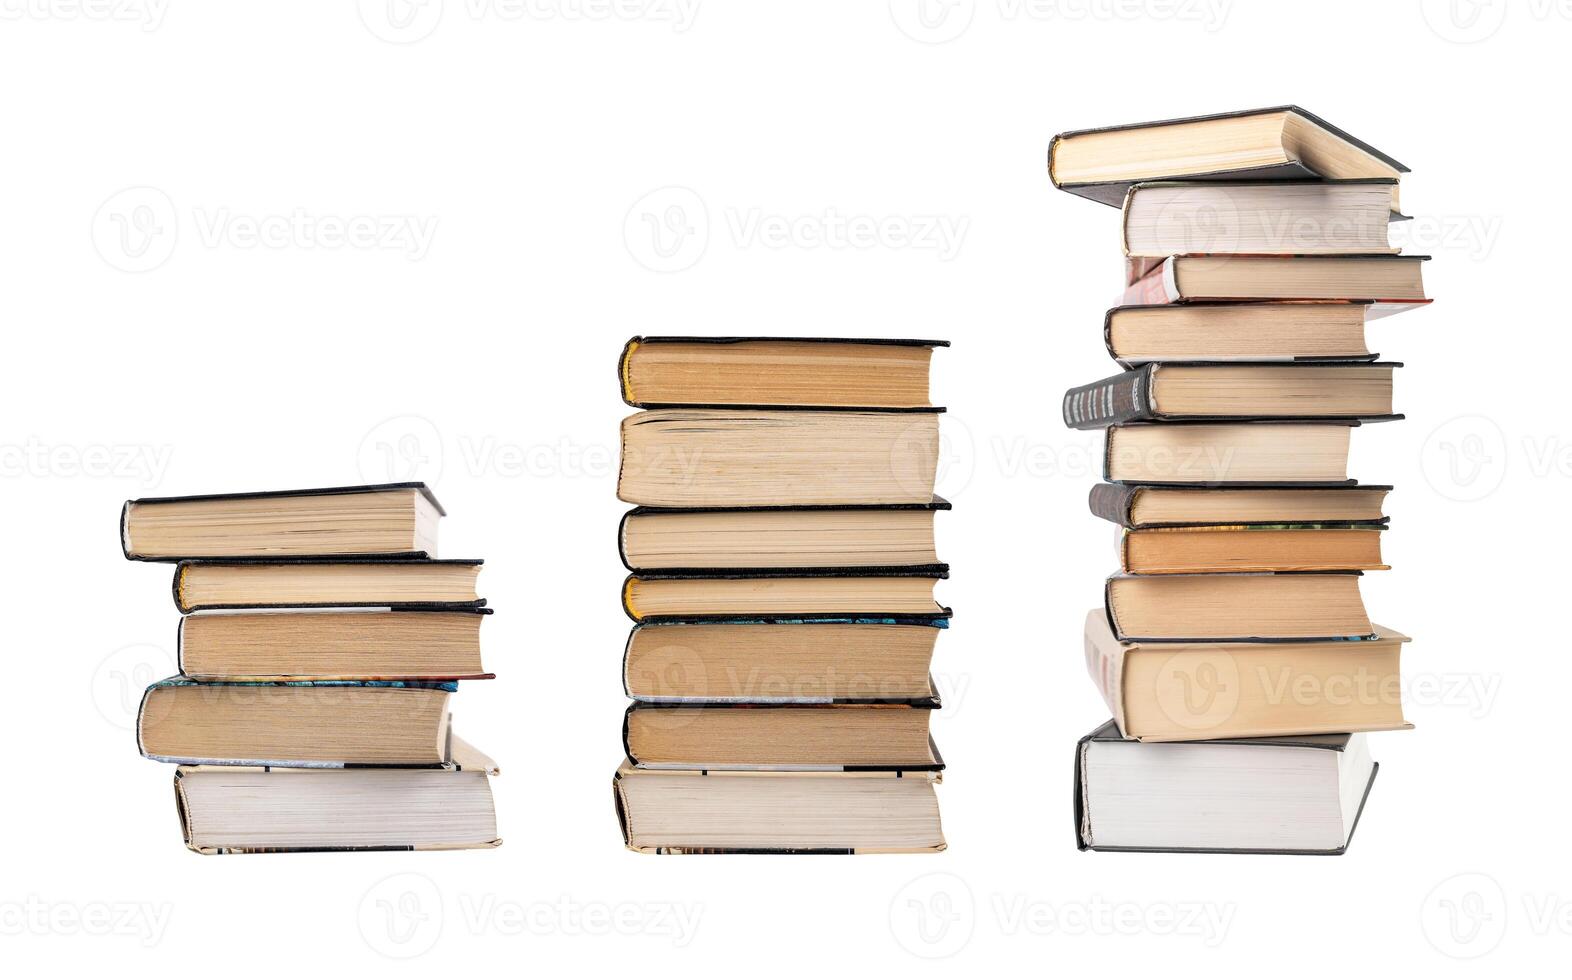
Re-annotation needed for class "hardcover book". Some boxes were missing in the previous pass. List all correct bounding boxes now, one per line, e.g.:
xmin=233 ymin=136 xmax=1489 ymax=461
xmin=137 ymin=678 xmax=460 ymax=767
xmin=1083 ymin=609 xmax=1410 ymax=740
xmin=1121 ymin=253 xmax=1429 ymax=316
xmin=174 ymin=738 xmax=500 ymax=854
xmin=175 ymin=607 xmax=493 ymax=681
xmin=1102 ymin=302 xmax=1380 ymax=366
xmin=621 ymin=568 xmax=951 ymax=623
xmin=618 ymin=499 xmax=949 ymax=571
xmin=173 ymin=557 xmax=483 ymax=613
xmin=623 ymin=620 xmax=944 ymax=703
xmin=619 ymin=336 xmax=948 ymax=410
xmin=614 ymin=761 xmax=944 ymax=854
xmin=622 ymin=702 xmax=942 ymax=771
xmin=1063 ymin=361 xmax=1400 ymax=429
xmin=619 ymin=409 xmax=942 ymax=508
xmin=122 ymin=483 xmax=443 ymax=561
xmin=1048 ymin=106 xmax=1407 ymax=210
xmin=1088 ymin=483 xmax=1391 ymax=528
xmin=1074 ymin=720 xmax=1378 ymax=854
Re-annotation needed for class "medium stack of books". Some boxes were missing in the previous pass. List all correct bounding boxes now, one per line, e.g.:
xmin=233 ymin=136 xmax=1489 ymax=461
xmin=121 ymin=483 xmax=501 ymax=854
xmin=612 ymin=337 xmax=951 ymax=854
xmin=1050 ymin=107 xmax=1429 ymax=854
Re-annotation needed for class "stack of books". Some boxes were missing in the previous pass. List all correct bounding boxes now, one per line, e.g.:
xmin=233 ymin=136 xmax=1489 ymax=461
xmin=121 ymin=483 xmax=501 ymax=854
xmin=1050 ymin=107 xmax=1429 ymax=854
xmin=612 ymin=337 xmax=951 ymax=854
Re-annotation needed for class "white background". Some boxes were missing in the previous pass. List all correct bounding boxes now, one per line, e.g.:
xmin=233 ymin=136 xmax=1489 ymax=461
xmin=1 ymin=0 xmax=1559 ymax=973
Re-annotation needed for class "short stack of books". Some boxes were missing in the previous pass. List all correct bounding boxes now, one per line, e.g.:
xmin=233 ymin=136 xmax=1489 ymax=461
xmin=612 ymin=337 xmax=951 ymax=853
xmin=120 ymin=483 xmax=501 ymax=854
xmin=1050 ymin=107 xmax=1429 ymax=854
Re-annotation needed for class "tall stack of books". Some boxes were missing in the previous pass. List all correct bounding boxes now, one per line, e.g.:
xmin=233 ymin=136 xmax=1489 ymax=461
xmin=612 ymin=337 xmax=951 ymax=854
xmin=121 ymin=483 xmax=501 ymax=854
xmin=1050 ymin=107 xmax=1429 ymax=854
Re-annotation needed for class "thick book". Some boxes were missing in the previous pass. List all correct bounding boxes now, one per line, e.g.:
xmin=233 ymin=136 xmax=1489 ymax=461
xmin=174 ymin=738 xmax=500 ymax=854
xmin=173 ymin=558 xmax=484 ymax=613
xmin=621 ymin=568 xmax=951 ymax=623
xmin=1103 ymin=421 xmax=1359 ymax=485
xmin=614 ymin=761 xmax=944 ymax=854
xmin=619 ymin=336 xmax=948 ymax=410
xmin=137 ymin=678 xmax=459 ymax=767
xmin=1048 ymin=106 xmax=1407 ymax=211
xmin=623 ymin=702 xmax=942 ymax=771
xmin=1120 ymin=180 xmax=1400 ymax=257
xmin=1083 ymin=609 xmax=1410 ymax=740
xmin=1074 ymin=720 xmax=1378 ymax=854
xmin=122 ymin=483 xmax=443 ymax=561
xmin=1103 ymin=302 xmax=1380 ymax=366
xmin=623 ymin=620 xmax=945 ymax=703
xmin=1063 ymin=361 xmax=1400 ymax=429
xmin=1121 ymin=253 xmax=1429 ymax=317
xmin=619 ymin=408 xmax=941 ymax=508
xmin=618 ymin=499 xmax=949 ymax=571
xmin=1089 ymin=483 xmax=1391 ymax=528
xmin=1105 ymin=571 xmax=1374 ymax=642
xmin=176 ymin=607 xmax=493 ymax=681
xmin=1116 ymin=524 xmax=1386 ymax=574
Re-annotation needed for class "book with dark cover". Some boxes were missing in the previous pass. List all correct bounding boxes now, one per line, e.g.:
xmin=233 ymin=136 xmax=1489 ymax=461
xmin=1072 ymin=719 xmax=1378 ymax=855
xmin=1048 ymin=105 xmax=1408 ymax=209
xmin=1088 ymin=482 xmax=1393 ymax=529
xmin=621 ymin=567 xmax=953 ymax=624
xmin=171 ymin=557 xmax=486 ymax=613
xmin=1062 ymin=361 xmax=1403 ymax=429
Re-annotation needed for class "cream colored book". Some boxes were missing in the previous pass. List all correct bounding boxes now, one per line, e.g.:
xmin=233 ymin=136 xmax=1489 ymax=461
xmin=122 ymin=483 xmax=443 ymax=560
xmin=175 ymin=739 xmax=500 ymax=854
xmin=1083 ymin=609 xmax=1411 ymax=741
xmin=614 ymin=761 xmax=944 ymax=854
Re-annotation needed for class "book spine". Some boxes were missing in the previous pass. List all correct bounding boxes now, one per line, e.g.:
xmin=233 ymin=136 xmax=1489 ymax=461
xmin=1087 ymin=483 xmax=1139 ymax=527
xmin=1082 ymin=624 xmax=1126 ymax=734
xmin=1120 ymin=258 xmax=1176 ymax=306
xmin=618 ymin=337 xmax=641 ymax=407
xmin=1061 ymin=365 xmax=1154 ymax=430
